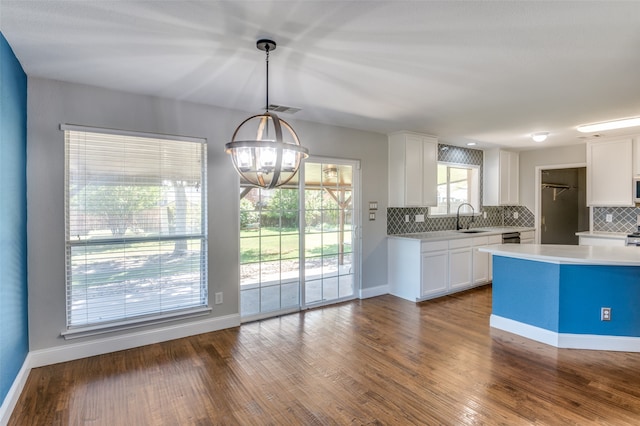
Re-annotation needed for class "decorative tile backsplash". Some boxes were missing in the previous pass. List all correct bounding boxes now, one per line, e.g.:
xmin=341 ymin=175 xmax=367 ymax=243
xmin=387 ymin=205 xmax=534 ymax=234
xmin=593 ymin=207 xmax=640 ymax=234
xmin=386 ymin=143 xmax=535 ymax=235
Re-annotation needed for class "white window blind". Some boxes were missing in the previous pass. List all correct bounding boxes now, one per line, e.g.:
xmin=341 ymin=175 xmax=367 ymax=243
xmin=64 ymin=126 xmax=207 ymax=331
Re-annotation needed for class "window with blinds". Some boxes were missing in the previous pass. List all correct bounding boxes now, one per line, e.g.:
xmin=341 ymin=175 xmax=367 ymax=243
xmin=63 ymin=126 xmax=208 ymax=333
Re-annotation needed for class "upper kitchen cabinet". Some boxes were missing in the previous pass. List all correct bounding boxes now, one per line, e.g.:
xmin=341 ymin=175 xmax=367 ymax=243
xmin=388 ymin=132 xmax=437 ymax=207
xmin=483 ymin=149 xmax=519 ymax=206
xmin=587 ymin=138 xmax=633 ymax=207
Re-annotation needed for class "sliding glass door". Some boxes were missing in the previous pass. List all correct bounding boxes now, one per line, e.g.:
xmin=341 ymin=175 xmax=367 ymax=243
xmin=239 ymin=159 xmax=359 ymax=321
xmin=303 ymin=161 xmax=357 ymax=305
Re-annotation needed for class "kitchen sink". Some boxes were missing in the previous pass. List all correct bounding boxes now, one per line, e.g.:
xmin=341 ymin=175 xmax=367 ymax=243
xmin=457 ymin=229 xmax=488 ymax=234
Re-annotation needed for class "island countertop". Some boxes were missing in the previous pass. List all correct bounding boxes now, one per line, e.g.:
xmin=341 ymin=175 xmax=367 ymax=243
xmin=480 ymin=243 xmax=640 ymax=266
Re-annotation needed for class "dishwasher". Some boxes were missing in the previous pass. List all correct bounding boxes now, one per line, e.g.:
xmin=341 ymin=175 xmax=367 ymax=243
xmin=502 ymin=232 xmax=521 ymax=244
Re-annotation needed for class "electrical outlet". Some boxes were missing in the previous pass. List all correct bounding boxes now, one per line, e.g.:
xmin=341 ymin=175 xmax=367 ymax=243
xmin=415 ymin=214 xmax=425 ymax=222
xmin=601 ymin=307 xmax=611 ymax=321
xmin=483 ymin=211 xmax=487 ymax=219
xmin=513 ymin=212 xmax=519 ymax=219
xmin=215 ymin=292 xmax=223 ymax=305
xmin=606 ymin=214 xmax=613 ymax=223
xmin=405 ymin=215 xmax=410 ymax=223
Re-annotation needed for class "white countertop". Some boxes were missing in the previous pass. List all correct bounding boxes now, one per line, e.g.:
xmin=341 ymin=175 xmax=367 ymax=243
xmin=479 ymin=243 xmax=640 ymax=266
xmin=388 ymin=227 xmax=535 ymax=242
xmin=575 ymin=231 xmax=628 ymax=240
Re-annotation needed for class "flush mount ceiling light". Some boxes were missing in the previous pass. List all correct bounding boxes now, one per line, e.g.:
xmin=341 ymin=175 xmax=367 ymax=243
xmin=531 ymin=132 xmax=549 ymax=143
xmin=577 ymin=117 xmax=640 ymax=133
xmin=225 ymin=39 xmax=309 ymax=189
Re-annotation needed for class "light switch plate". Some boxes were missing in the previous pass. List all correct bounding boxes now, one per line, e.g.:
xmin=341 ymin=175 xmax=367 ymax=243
xmin=415 ymin=214 xmax=425 ymax=222
xmin=606 ymin=214 xmax=613 ymax=223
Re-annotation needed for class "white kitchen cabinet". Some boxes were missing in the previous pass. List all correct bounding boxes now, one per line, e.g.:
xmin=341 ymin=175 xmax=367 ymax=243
xmin=449 ymin=239 xmax=472 ymax=291
xmin=388 ymin=238 xmax=449 ymax=301
xmin=520 ymin=230 xmax=535 ymax=244
xmin=472 ymin=236 xmax=489 ymax=285
xmin=388 ymin=232 xmax=513 ymax=303
xmin=632 ymin=137 xmax=640 ymax=176
xmin=421 ymin=241 xmax=449 ymax=298
xmin=483 ymin=149 xmax=519 ymax=206
xmin=388 ymin=132 xmax=438 ymax=207
xmin=577 ymin=232 xmax=626 ymax=247
xmin=587 ymin=138 xmax=633 ymax=207
xmin=486 ymin=235 xmax=502 ymax=281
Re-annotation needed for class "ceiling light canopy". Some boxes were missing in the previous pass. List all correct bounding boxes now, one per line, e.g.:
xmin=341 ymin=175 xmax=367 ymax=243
xmin=577 ymin=117 xmax=640 ymax=133
xmin=225 ymin=39 xmax=309 ymax=189
xmin=531 ymin=132 xmax=549 ymax=143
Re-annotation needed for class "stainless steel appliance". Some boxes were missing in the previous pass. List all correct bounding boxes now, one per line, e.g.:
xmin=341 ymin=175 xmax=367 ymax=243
xmin=626 ymin=233 xmax=640 ymax=246
xmin=502 ymin=232 xmax=521 ymax=244
xmin=634 ymin=178 xmax=640 ymax=203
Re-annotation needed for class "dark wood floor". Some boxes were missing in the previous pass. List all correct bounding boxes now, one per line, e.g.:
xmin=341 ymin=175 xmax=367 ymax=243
xmin=10 ymin=285 xmax=640 ymax=425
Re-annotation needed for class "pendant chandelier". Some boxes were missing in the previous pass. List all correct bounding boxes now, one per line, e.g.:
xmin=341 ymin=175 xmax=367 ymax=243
xmin=225 ymin=39 xmax=309 ymax=189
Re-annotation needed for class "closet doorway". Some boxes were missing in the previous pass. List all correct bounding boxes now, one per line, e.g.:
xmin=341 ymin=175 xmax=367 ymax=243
xmin=539 ymin=167 xmax=589 ymax=244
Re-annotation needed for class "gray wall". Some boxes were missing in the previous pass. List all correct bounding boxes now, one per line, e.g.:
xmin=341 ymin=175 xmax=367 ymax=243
xmin=518 ymin=144 xmax=587 ymax=213
xmin=27 ymin=77 xmax=388 ymax=351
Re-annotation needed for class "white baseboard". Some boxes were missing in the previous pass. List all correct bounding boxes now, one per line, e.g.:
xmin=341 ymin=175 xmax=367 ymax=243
xmin=490 ymin=315 xmax=640 ymax=352
xmin=359 ymin=284 xmax=389 ymax=299
xmin=29 ymin=313 xmax=241 ymax=368
xmin=0 ymin=353 xmax=33 ymax=426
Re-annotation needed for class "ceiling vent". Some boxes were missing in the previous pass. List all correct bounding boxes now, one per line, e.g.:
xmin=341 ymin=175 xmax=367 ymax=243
xmin=268 ymin=104 xmax=302 ymax=114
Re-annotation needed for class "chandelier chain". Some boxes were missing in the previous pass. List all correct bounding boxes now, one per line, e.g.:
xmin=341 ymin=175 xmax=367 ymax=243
xmin=265 ymin=45 xmax=270 ymax=112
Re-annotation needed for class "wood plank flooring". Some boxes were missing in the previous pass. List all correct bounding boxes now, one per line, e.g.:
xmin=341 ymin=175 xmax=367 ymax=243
xmin=10 ymin=285 xmax=640 ymax=425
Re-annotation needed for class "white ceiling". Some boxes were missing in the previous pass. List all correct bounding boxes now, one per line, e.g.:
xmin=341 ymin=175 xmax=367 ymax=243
xmin=2 ymin=1 xmax=640 ymax=150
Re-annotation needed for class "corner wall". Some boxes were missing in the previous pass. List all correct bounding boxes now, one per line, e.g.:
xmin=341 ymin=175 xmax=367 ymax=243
xmin=0 ymin=32 xmax=29 ymax=410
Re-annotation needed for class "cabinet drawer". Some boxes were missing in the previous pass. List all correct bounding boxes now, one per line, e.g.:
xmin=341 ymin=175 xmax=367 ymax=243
xmin=421 ymin=240 xmax=449 ymax=252
xmin=520 ymin=231 xmax=535 ymax=240
xmin=488 ymin=235 xmax=502 ymax=244
xmin=449 ymin=238 xmax=472 ymax=249
xmin=472 ymin=236 xmax=489 ymax=246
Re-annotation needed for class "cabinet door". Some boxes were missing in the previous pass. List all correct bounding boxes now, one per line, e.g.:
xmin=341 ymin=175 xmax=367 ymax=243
xmin=421 ymin=138 xmax=437 ymax=206
xmin=472 ymin=236 xmax=490 ymax=285
xmin=449 ymin=248 xmax=472 ymax=290
xmin=499 ymin=150 xmax=519 ymax=205
xmin=404 ymin=135 xmax=424 ymax=206
xmin=389 ymin=133 xmax=438 ymax=207
xmin=421 ymin=251 xmax=448 ymax=297
xmin=483 ymin=149 xmax=518 ymax=206
xmin=487 ymin=236 xmax=502 ymax=281
xmin=587 ymin=138 xmax=633 ymax=206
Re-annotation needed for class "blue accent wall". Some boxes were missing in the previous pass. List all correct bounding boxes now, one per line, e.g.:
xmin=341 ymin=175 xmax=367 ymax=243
xmin=0 ymin=32 xmax=28 ymax=406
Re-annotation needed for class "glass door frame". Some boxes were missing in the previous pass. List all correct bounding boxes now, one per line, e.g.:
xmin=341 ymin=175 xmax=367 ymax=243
xmin=299 ymin=156 xmax=361 ymax=310
xmin=238 ymin=156 xmax=361 ymax=322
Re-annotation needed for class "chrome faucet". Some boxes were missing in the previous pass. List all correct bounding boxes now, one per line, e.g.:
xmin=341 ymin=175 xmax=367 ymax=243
xmin=456 ymin=203 xmax=475 ymax=230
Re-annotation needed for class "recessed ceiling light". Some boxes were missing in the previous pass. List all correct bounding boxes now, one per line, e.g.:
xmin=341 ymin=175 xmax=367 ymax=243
xmin=531 ymin=132 xmax=549 ymax=142
xmin=466 ymin=142 xmax=477 ymax=146
xmin=577 ymin=117 xmax=640 ymax=133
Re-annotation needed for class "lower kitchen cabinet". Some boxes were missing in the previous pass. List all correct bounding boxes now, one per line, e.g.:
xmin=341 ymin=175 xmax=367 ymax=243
xmin=449 ymin=239 xmax=472 ymax=291
xmin=520 ymin=230 xmax=535 ymax=244
xmin=472 ymin=236 xmax=490 ymax=285
xmin=421 ymin=247 xmax=449 ymax=297
xmin=486 ymin=235 xmax=502 ymax=281
xmin=388 ymin=235 xmax=496 ymax=302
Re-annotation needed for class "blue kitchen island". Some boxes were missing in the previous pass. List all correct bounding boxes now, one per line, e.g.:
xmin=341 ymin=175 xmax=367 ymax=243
xmin=479 ymin=244 xmax=640 ymax=352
